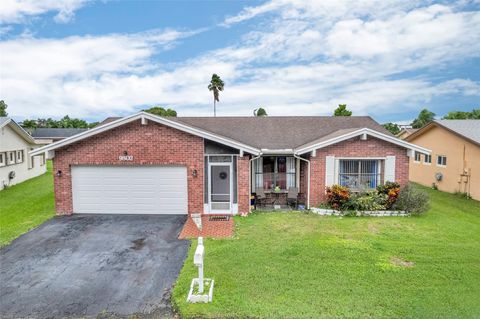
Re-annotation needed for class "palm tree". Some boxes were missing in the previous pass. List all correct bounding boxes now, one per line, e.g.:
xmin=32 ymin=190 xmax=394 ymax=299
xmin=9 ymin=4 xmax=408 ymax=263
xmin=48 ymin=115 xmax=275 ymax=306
xmin=208 ymin=74 xmax=224 ymax=117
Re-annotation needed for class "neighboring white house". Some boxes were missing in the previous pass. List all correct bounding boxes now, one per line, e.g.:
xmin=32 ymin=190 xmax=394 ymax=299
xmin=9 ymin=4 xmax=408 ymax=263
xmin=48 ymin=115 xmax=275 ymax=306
xmin=0 ymin=117 xmax=47 ymax=190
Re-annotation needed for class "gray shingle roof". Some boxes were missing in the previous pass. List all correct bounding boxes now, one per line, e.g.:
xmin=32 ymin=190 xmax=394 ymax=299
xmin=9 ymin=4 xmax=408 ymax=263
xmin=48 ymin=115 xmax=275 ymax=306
xmin=96 ymin=117 xmax=122 ymax=127
xmin=171 ymin=116 xmax=390 ymax=149
xmin=31 ymin=128 xmax=89 ymax=139
xmin=435 ymin=120 xmax=480 ymax=145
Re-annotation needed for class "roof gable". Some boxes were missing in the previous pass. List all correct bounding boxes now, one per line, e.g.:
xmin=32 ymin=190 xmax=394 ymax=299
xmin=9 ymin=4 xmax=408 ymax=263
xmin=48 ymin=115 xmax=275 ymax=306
xmin=295 ymin=128 xmax=430 ymax=155
xmin=31 ymin=112 xmax=261 ymax=156
xmin=406 ymin=120 xmax=480 ymax=146
xmin=0 ymin=117 xmax=36 ymax=144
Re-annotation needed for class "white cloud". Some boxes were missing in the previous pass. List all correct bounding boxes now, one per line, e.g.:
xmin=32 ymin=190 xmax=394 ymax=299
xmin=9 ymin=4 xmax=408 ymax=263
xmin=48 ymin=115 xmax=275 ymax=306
xmin=221 ymin=0 xmax=285 ymax=26
xmin=1 ymin=0 xmax=479 ymax=120
xmin=325 ymin=4 xmax=480 ymax=61
xmin=0 ymin=0 xmax=89 ymax=24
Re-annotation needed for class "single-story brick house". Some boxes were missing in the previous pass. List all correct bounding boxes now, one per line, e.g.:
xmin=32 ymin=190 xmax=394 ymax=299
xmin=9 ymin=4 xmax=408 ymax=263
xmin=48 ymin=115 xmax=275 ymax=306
xmin=31 ymin=112 xmax=429 ymax=215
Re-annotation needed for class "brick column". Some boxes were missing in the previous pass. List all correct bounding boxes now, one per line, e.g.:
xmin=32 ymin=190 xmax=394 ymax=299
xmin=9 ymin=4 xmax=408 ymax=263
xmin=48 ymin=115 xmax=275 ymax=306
xmin=237 ymin=155 xmax=250 ymax=214
xmin=53 ymin=156 xmax=73 ymax=215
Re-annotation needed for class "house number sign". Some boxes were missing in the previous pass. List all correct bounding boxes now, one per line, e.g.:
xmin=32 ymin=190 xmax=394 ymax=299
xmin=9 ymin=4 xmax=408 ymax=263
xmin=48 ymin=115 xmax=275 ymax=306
xmin=119 ymin=155 xmax=134 ymax=161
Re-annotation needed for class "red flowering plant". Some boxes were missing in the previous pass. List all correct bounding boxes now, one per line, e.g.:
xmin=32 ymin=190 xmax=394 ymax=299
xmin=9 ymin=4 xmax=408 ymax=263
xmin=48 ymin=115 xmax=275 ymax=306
xmin=326 ymin=185 xmax=350 ymax=210
xmin=376 ymin=181 xmax=401 ymax=209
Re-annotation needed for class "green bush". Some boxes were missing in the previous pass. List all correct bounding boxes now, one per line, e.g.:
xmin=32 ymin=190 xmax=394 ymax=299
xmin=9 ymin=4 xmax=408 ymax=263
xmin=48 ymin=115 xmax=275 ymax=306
xmin=376 ymin=182 xmax=401 ymax=209
xmin=376 ymin=181 xmax=400 ymax=194
xmin=347 ymin=191 xmax=388 ymax=211
xmin=392 ymin=183 xmax=430 ymax=215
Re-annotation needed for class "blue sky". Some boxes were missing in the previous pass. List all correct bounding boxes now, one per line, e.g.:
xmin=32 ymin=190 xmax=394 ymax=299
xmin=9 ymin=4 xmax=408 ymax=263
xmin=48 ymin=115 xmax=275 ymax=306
xmin=0 ymin=0 xmax=479 ymax=124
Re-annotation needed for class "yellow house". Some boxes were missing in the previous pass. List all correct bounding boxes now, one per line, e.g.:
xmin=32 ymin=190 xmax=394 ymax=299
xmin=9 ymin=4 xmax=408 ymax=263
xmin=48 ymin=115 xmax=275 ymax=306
xmin=406 ymin=120 xmax=480 ymax=200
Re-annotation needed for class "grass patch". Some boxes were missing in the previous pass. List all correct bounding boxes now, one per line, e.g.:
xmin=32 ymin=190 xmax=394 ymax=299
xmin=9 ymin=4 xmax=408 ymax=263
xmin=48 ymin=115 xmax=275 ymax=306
xmin=173 ymin=184 xmax=480 ymax=318
xmin=0 ymin=161 xmax=55 ymax=247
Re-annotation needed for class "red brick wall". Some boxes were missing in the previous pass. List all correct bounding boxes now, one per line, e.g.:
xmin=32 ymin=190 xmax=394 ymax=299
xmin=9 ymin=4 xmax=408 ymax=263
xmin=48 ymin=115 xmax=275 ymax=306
xmin=53 ymin=120 xmax=204 ymax=215
xmin=237 ymin=155 xmax=250 ymax=214
xmin=308 ymin=136 xmax=409 ymax=206
xmin=299 ymin=160 xmax=308 ymax=204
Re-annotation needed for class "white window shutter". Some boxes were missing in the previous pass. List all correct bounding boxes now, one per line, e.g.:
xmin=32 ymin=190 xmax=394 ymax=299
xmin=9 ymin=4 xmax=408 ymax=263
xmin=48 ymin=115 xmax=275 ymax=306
xmin=325 ymin=156 xmax=335 ymax=187
xmin=385 ymin=156 xmax=396 ymax=182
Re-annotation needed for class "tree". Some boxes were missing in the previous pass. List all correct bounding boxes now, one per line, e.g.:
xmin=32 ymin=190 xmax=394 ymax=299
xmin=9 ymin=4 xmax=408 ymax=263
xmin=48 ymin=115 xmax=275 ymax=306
xmin=472 ymin=109 xmax=480 ymax=119
xmin=0 ymin=100 xmax=7 ymax=116
xmin=382 ymin=122 xmax=400 ymax=135
xmin=411 ymin=108 xmax=435 ymax=128
xmin=21 ymin=119 xmax=38 ymax=129
xmin=254 ymin=107 xmax=268 ymax=116
xmin=88 ymin=122 xmax=99 ymax=129
xmin=333 ymin=104 xmax=352 ymax=116
xmin=443 ymin=109 xmax=480 ymax=119
xmin=208 ymin=74 xmax=224 ymax=117
xmin=57 ymin=115 xmax=89 ymax=128
xmin=143 ymin=106 xmax=177 ymax=117
xmin=20 ymin=116 xmax=94 ymax=129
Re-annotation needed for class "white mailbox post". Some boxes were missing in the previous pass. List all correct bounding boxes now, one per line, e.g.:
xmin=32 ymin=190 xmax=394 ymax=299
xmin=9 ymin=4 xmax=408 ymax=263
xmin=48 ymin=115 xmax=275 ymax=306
xmin=187 ymin=237 xmax=214 ymax=303
xmin=194 ymin=237 xmax=205 ymax=293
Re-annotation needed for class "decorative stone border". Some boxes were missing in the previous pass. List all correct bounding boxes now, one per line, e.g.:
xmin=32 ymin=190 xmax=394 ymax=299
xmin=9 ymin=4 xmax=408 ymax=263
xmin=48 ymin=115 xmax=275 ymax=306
xmin=311 ymin=207 xmax=408 ymax=217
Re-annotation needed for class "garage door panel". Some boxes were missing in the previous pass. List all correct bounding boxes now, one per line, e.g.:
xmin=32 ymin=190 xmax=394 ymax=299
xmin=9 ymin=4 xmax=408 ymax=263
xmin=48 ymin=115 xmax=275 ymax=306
xmin=72 ymin=166 xmax=188 ymax=214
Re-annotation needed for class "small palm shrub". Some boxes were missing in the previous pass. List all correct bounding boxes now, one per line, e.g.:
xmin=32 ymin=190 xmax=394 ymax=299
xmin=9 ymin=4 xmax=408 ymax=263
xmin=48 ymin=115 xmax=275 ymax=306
xmin=392 ymin=183 xmax=430 ymax=215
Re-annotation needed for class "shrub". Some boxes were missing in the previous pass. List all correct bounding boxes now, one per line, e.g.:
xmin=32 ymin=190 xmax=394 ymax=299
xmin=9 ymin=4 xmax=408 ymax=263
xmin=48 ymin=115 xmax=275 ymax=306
xmin=377 ymin=182 xmax=400 ymax=209
xmin=347 ymin=191 xmax=388 ymax=211
xmin=392 ymin=183 xmax=430 ymax=215
xmin=326 ymin=185 xmax=350 ymax=210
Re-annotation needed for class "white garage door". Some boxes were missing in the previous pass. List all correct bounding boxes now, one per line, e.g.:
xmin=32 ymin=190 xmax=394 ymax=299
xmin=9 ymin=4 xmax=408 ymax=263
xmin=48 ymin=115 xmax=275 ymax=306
xmin=71 ymin=166 xmax=188 ymax=214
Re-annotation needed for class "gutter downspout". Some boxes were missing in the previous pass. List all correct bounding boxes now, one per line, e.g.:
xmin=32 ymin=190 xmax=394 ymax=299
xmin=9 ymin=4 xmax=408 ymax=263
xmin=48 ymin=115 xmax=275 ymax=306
xmin=294 ymin=154 xmax=310 ymax=209
xmin=249 ymin=154 xmax=262 ymax=213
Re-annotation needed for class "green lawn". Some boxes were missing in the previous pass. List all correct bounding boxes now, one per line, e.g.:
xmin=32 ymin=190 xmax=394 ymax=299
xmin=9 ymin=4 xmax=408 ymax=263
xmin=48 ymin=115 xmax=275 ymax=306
xmin=173 ymin=185 xmax=480 ymax=319
xmin=0 ymin=161 xmax=55 ymax=247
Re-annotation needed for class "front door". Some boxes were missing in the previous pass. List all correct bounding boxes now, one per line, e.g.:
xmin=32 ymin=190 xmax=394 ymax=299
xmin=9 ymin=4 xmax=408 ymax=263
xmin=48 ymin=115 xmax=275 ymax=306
xmin=209 ymin=163 xmax=232 ymax=213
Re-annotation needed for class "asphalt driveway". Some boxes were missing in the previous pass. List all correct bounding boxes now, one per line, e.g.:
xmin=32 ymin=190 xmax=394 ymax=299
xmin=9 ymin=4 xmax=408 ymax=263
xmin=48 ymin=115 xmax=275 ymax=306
xmin=0 ymin=214 xmax=189 ymax=318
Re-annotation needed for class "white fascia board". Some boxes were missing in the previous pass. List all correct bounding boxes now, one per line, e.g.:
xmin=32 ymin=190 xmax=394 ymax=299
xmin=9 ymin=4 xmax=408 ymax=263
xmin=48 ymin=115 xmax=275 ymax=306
xmin=30 ymin=112 xmax=261 ymax=156
xmin=260 ymin=149 xmax=294 ymax=155
xmin=294 ymin=128 xmax=431 ymax=155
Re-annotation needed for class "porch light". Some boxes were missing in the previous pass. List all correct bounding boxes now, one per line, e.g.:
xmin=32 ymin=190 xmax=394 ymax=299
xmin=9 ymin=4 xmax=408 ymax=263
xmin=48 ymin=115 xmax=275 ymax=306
xmin=56 ymin=170 xmax=62 ymax=177
xmin=192 ymin=169 xmax=198 ymax=178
